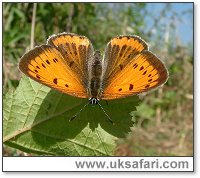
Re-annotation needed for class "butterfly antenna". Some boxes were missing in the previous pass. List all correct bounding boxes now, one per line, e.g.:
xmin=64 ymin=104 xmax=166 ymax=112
xmin=70 ymin=102 xmax=89 ymax=122
xmin=97 ymin=102 xmax=114 ymax=125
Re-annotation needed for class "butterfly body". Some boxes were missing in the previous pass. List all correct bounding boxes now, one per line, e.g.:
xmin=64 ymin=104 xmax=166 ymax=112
xmin=88 ymin=50 xmax=103 ymax=99
xmin=19 ymin=32 xmax=168 ymax=102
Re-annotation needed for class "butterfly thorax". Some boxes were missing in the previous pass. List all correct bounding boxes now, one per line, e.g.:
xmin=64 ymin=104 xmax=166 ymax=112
xmin=88 ymin=50 xmax=103 ymax=99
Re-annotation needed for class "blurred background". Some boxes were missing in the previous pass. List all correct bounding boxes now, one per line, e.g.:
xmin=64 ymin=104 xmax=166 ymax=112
xmin=3 ymin=2 xmax=193 ymax=156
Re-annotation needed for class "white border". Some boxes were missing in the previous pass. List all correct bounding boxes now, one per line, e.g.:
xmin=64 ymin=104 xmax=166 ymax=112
xmin=3 ymin=157 xmax=193 ymax=172
xmin=1 ymin=1 xmax=197 ymax=177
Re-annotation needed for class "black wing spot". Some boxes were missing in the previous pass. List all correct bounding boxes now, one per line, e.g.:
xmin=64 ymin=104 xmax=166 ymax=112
xmin=148 ymin=79 xmax=153 ymax=82
xmin=127 ymin=36 xmax=131 ymax=40
xmin=46 ymin=60 xmax=50 ymax=64
xmin=36 ymin=74 xmax=40 ymax=79
xmin=119 ymin=64 xmax=123 ymax=70
xmin=53 ymin=58 xmax=58 ymax=63
xmin=53 ymin=78 xmax=58 ymax=84
xmin=34 ymin=70 xmax=38 ymax=73
xmin=36 ymin=66 xmax=40 ymax=69
xmin=118 ymin=88 xmax=122 ymax=91
xmin=143 ymin=70 xmax=147 ymax=75
xmin=129 ymin=84 xmax=134 ymax=91
xmin=145 ymin=85 xmax=150 ymax=88
xmin=42 ymin=63 xmax=46 ymax=68
xmin=69 ymin=61 xmax=75 ymax=67
xmin=133 ymin=63 xmax=138 ymax=69
xmin=139 ymin=66 xmax=144 ymax=71
xmin=119 ymin=36 xmax=122 ymax=39
xmin=148 ymin=74 xmax=152 ymax=77
xmin=65 ymin=84 xmax=69 ymax=87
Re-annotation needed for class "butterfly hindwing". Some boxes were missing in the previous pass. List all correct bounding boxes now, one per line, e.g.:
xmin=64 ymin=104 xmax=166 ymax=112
xmin=19 ymin=45 xmax=88 ymax=98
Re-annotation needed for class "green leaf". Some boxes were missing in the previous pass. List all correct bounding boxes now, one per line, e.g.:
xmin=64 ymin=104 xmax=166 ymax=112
xmin=3 ymin=77 xmax=140 ymax=156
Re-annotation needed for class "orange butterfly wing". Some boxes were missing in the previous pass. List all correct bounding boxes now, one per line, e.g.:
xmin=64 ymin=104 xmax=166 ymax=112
xmin=19 ymin=33 xmax=95 ymax=98
xmin=101 ymin=36 xmax=168 ymax=100
xmin=47 ymin=32 xmax=94 ymax=82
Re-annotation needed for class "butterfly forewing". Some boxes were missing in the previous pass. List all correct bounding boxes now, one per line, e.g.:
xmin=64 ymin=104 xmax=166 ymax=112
xmin=47 ymin=32 xmax=94 ymax=85
xmin=101 ymin=36 xmax=168 ymax=100
xmin=19 ymin=45 xmax=88 ymax=98
xmin=102 ymin=36 xmax=148 ymax=87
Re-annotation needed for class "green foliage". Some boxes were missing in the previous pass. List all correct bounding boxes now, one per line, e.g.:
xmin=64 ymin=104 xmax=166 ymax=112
xmin=3 ymin=77 xmax=140 ymax=155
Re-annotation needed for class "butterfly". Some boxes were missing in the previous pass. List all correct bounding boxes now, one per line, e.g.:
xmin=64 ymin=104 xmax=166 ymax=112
xmin=19 ymin=32 xmax=168 ymax=123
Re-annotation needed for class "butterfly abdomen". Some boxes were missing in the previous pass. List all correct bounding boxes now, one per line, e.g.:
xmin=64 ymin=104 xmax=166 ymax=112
xmin=89 ymin=51 xmax=103 ymax=98
xmin=90 ymin=77 xmax=101 ymax=97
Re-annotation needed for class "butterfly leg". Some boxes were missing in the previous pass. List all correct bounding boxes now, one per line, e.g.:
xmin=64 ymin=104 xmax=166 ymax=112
xmin=97 ymin=102 xmax=115 ymax=125
xmin=69 ymin=102 xmax=89 ymax=122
